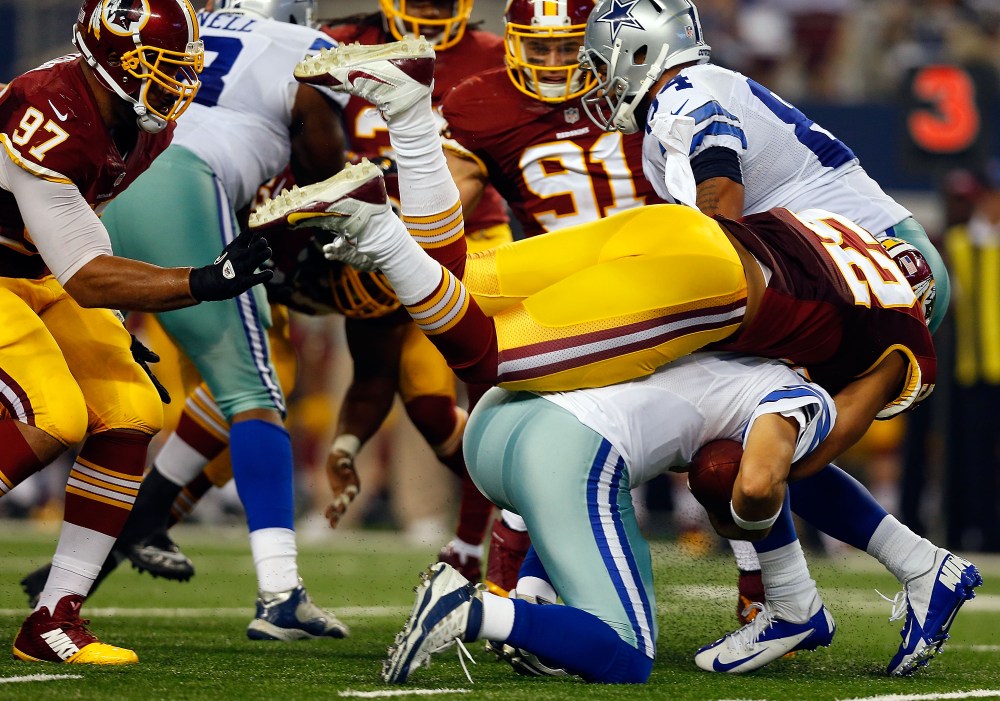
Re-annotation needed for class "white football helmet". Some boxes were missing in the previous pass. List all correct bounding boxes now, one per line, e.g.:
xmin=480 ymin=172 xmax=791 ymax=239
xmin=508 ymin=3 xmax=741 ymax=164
xmin=580 ymin=0 xmax=710 ymax=133
xmin=212 ymin=0 xmax=314 ymax=24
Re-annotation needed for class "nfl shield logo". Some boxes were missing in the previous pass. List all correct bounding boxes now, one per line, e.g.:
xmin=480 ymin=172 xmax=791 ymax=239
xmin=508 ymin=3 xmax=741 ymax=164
xmin=685 ymin=24 xmax=695 ymax=38
xmin=564 ymin=107 xmax=580 ymax=124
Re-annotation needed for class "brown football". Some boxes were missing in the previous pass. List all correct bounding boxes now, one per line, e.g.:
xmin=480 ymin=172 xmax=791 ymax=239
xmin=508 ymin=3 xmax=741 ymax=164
xmin=687 ymin=439 xmax=743 ymax=511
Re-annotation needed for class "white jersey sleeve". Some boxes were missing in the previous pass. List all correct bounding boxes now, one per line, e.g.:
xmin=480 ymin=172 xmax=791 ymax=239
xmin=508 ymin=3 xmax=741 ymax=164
xmin=0 ymin=149 xmax=111 ymax=285
xmin=172 ymin=12 xmax=347 ymax=209
xmin=540 ymin=352 xmax=836 ymax=487
xmin=641 ymin=64 xmax=910 ymax=235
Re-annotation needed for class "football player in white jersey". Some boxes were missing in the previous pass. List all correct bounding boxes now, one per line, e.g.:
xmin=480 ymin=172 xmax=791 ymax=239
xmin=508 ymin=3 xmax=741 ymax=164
xmin=380 ymin=345 xmax=981 ymax=680
xmin=579 ymin=0 xmax=949 ymax=336
xmin=80 ymin=0 xmax=352 ymax=641
xmin=380 ymin=351 xmax=838 ymax=683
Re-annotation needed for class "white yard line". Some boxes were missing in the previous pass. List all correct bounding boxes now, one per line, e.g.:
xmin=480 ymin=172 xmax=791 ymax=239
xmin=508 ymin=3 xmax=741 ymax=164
xmin=339 ymin=690 xmax=469 ymax=698
xmin=0 ymin=605 xmax=407 ymax=619
xmin=0 ymin=674 xmax=83 ymax=684
xmin=665 ymin=585 xmax=1000 ymax=612
xmin=949 ymin=645 xmax=1000 ymax=652
xmin=837 ymin=690 xmax=1000 ymax=701
xmin=716 ymin=692 xmax=1000 ymax=701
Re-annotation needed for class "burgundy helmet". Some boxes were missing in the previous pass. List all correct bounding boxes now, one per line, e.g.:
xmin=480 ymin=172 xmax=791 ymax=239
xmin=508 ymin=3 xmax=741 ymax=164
xmin=504 ymin=0 xmax=597 ymax=103
xmin=882 ymin=236 xmax=936 ymax=326
xmin=73 ymin=0 xmax=204 ymax=133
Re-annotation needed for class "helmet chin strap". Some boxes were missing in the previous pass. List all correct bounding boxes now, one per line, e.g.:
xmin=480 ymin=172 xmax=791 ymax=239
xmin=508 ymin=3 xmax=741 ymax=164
xmin=135 ymin=108 xmax=168 ymax=134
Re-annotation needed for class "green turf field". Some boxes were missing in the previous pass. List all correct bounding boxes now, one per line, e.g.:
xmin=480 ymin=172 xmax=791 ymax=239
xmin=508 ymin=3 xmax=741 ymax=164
xmin=0 ymin=522 xmax=997 ymax=701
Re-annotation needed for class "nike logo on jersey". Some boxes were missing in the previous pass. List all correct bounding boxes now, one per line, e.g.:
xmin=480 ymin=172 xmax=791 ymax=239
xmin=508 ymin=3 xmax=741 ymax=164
xmin=48 ymin=100 xmax=70 ymax=122
xmin=670 ymin=99 xmax=689 ymax=116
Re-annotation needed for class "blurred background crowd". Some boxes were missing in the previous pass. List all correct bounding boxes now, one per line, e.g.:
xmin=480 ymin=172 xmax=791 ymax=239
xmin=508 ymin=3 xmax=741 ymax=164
xmin=1 ymin=0 xmax=999 ymax=554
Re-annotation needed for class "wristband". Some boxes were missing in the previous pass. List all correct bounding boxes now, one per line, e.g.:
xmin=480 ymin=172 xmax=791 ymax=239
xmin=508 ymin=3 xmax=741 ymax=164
xmin=331 ymin=434 xmax=362 ymax=459
xmin=730 ymin=500 xmax=780 ymax=531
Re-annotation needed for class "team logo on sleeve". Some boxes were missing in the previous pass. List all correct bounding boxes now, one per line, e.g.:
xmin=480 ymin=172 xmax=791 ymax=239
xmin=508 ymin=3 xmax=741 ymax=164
xmin=595 ymin=0 xmax=643 ymax=43
xmin=101 ymin=0 xmax=151 ymax=36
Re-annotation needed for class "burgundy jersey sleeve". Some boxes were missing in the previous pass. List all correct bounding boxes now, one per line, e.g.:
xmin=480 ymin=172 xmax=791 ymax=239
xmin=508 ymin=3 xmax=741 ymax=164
xmin=715 ymin=208 xmax=936 ymax=414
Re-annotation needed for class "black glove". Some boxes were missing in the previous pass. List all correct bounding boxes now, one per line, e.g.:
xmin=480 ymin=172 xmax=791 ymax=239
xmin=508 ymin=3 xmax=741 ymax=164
xmin=189 ymin=229 xmax=274 ymax=302
xmin=130 ymin=334 xmax=171 ymax=404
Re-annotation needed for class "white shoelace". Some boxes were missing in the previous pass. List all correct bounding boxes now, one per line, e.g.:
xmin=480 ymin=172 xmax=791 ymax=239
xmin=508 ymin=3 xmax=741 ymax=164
xmin=453 ymin=639 xmax=476 ymax=683
xmin=726 ymin=602 xmax=775 ymax=653
xmin=876 ymin=589 xmax=907 ymax=622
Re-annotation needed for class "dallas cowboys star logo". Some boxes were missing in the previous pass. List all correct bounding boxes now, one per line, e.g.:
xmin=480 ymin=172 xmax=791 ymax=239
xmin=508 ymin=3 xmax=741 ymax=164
xmin=596 ymin=0 xmax=644 ymax=44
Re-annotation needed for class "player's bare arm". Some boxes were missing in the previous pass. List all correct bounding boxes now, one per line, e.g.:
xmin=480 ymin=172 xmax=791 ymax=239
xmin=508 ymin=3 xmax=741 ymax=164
xmin=324 ymin=316 xmax=407 ymax=527
xmin=444 ymin=147 xmax=488 ymax=216
xmin=289 ymin=84 xmax=348 ymax=185
xmin=789 ymin=352 xmax=908 ymax=481
xmin=696 ymin=176 xmax=744 ymax=219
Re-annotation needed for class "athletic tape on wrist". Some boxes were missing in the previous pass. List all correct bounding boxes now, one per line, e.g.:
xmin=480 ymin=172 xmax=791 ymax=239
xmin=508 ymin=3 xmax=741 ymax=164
xmin=331 ymin=434 xmax=362 ymax=459
xmin=730 ymin=500 xmax=781 ymax=531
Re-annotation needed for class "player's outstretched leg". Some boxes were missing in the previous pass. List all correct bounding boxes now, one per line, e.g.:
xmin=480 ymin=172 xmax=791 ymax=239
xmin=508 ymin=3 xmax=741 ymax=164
xmin=251 ymin=163 xmax=499 ymax=383
xmin=886 ymin=549 xmax=982 ymax=675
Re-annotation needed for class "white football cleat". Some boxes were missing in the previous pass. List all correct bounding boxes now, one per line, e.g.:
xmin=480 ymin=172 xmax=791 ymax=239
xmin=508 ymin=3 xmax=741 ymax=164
xmin=382 ymin=562 xmax=484 ymax=684
xmin=885 ymin=549 xmax=982 ymax=676
xmin=694 ymin=603 xmax=835 ymax=673
xmin=249 ymin=160 xmax=390 ymax=241
xmin=295 ymin=37 xmax=434 ymax=119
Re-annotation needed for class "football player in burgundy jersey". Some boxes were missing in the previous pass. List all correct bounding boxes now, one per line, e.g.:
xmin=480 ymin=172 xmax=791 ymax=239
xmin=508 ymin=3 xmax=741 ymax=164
xmin=0 ymin=0 xmax=272 ymax=665
xmin=17 ymin=0 xmax=353 ymax=645
xmin=442 ymin=0 xmax=664 ymax=239
xmin=310 ymin=1 xmax=514 ymax=580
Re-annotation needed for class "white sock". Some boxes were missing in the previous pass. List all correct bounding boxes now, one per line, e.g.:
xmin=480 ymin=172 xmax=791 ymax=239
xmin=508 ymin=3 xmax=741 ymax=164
xmin=387 ymin=95 xmax=460 ymax=218
xmin=514 ymin=576 xmax=557 ymax=604
xmin=479 ymin=591 xmax=515 ymax=641
xmin=249 ymin=527 xmax=300 ymax=593
xmin=729 ymin=539 xmax=762 ymax=572
xmin=155 ymin=433 xmax=213 ymax=487
xmin=501 ymin=510 xmax=527 ymax=531
xmin=36 ymin=523 xmax=112 ymax=612
xmin=448 ymin=537 xmax=484 ymax=560
xmin=353 ymin=208 xmax=443 ymax=304
xmin=866 ymin=515 xmax=936 ymax=584
xmin=756 ymin=541 xmax=821 ymax=623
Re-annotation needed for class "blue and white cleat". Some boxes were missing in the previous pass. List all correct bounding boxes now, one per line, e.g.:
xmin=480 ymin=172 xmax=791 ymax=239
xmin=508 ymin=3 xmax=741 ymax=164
xmin=694 ymin=603 xmax=835 ymax=673
xmin=246 ymin=583 xmax=350 ymax=641
xmin=885 ymin=549 xmax=983 ymax=676
xmin=382 ymin=562 xmax=484 ymax=683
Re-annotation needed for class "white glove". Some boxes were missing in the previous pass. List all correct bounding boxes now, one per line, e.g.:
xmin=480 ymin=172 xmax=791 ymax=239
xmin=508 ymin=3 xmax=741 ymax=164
xmin=322 ymin=237 xmax=378 ymax=272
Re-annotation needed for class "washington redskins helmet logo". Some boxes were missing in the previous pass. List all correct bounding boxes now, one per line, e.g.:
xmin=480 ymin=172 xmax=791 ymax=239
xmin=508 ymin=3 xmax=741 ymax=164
xmin=98 ymin=0 xmax=152 ymax=37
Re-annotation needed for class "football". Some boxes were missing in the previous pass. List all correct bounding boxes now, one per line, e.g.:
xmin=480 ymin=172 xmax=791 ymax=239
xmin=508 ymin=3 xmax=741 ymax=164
xmin=687 ymin=439 xmax=744 ymax=511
